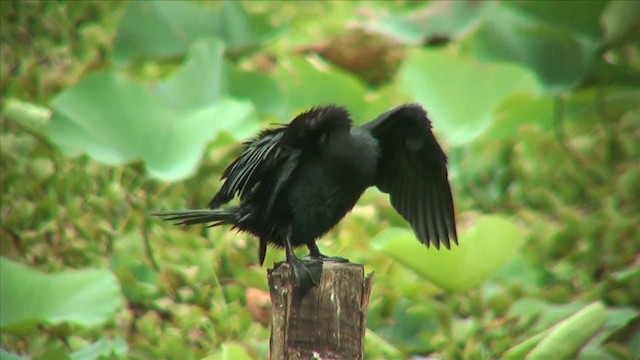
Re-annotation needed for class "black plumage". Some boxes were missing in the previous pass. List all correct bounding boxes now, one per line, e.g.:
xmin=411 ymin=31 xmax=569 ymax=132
xmin=153 ymin=103 xmax=457 ymax=298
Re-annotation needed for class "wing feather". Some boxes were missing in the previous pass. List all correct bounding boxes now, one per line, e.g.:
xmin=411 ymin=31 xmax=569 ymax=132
xmin=208 ymin=127 xmax=294 ymax=213
xmin=427 ymin=181 xmax=441 ymax=246
xmin=417 ymin=181 xmax=431 ymax=247
xmin=428 ymin=180 xmax=444 ymax=246
xmin=362 ymin=104 xmax=457 ymax=248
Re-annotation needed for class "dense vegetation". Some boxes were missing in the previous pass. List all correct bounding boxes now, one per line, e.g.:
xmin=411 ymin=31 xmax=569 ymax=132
xmin=1 ymin=1 xmax=638 ymax=359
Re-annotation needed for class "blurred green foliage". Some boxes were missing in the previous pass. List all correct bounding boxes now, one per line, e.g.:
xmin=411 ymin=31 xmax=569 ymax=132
xmin=1 ymin=1 xmax=639 ymax=359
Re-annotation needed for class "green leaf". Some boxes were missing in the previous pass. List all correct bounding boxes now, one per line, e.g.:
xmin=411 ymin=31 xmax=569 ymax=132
xmin=503 ymin=1 xmax=607 ymax=41
xmin=49 ymin=40 xmax=256 ymax=181
xmin=527 ymin=302 xmax=607 ymax=360
xmin=2 ymin=98 xmax=51 ymax=138
xmin=466 ymin=2 xmax=602 ymax=93
xmin=144 ymin=101 xmax=255 ymax=180
xmin=155 ymin=39 xmax=226 ymax=112
xmin=0 ymin=349 xmax=30 ymax=360
xmin=364 ymin=329 xmax=406 ymax=360
xmin=504 ymin=328 xmax=552 ymax=360
xmin=564 ymin=87 xmax=640 ymax=123
xmin=70 ymin=337 xmax=128 ymax=360
xmin=276 ymin=56 xmax=369 ymax=121
xmin=611 ymin=265 xmax=640 ymax=283
xmin=114 ymin=1 xmax=216 ymax=63
xmin=359 ymin=1 xmax=488 ymax=44
xmin=34 ymin=345 xmax=69 ymax=360
xmin=487 ymin=93 xmax=554 ymax=140
xmin=505 ymin=301 xmax=621 ymax=359
xmin=0 ymin=257 xmax=123 ymax=334
xmin=372 ymin=215 xmax=525 ymax=292
xmin=202 ymin=341 xmax=253 ymax=360
xmin=50 ymin=72 xmax=169 ymax=163
xmin=214 ymin=1 xmax=281 ymax=56
xmin=114 ymin=1 xmax=279 ymax=64
xmin=398 ymin=48 xmax=540 ymax=145
xmin=220 ymin=342 xmax=252 ymax=360
xmin=490 ymin=254 xmax=547 ymax=288
xmin=223 ymin=63 xmax=285 ymax=117
xmin=601 ymin=1 xmax=640 ymax=44
xmin=510 ymin=298 xmax=585 ymax=333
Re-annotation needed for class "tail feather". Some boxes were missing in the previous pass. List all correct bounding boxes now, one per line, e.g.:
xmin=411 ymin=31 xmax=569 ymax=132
xmin=151 ymin=208 xmax=237 ymax=226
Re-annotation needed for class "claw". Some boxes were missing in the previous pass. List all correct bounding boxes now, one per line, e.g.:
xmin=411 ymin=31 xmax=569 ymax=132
xmin=302 ymin=253 xmax=349 ymax=263
xmin=306 ymin=241 xmax=350 ymax=263
xmin=289 ymin=256 xmax=322 ymax=302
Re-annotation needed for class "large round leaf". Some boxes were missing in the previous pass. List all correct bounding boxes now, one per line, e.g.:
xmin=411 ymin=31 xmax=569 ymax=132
xmin=154 ymin=39 xmax=226 ymax=112
xmin=48 ymin=39 xmax=256 ymax=181
xmin=359 ymin=1 xmax=488 ymax=44
xmin=466 ymin=2 xmax=604 ymax=93
xmin=113 ymin=1 xmax=279 ymax=63
xmin=276 ymin=56 xmax=369 ymax=121
xmin=0 ymin=257 xmax=123 ymax=334
xmin=398 ymin=48 xmax=540 ymax=145
xmin=486 ymin=93 xmax=554 ymax=140
xmin=372 ymin=215 xmax=525 ymax=292
xmin=48 ymin=72 xmax=254 ymax=181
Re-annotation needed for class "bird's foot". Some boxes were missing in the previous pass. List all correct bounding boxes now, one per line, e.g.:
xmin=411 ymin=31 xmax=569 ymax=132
xmin=288 ymin=256 xmax=323 ymax=302
xmin=303 ymin=253 xmax=350 ymax=263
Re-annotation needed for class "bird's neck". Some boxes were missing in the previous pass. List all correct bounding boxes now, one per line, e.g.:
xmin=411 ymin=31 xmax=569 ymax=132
xmin=322 ymin=128 xmax=378 ymax=187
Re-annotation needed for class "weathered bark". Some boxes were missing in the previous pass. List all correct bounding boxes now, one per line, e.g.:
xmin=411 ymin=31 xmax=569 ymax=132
xmin=268 ymin=261 xmax=374 ymax=360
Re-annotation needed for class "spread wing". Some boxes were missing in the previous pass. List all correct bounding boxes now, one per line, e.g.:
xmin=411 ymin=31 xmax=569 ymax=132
xmin=362 ymin=104 xmax=457 ymax=249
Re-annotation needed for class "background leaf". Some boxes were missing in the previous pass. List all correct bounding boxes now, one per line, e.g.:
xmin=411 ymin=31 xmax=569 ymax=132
xmin=113 ymin=1 xmax=278 ymax=63
xmin=49 ymin=40 xmax=256 ymax=181
xmin=486 ymin=93 xmax=554 ymax=140
xmin=0 ymin=349 xmax=29 ymax=360
xmin=70 ymin=337 xmax=128 ymax=360
xmin=526 ymin=302 xmax=607 ymax=360
xmin=398 ymin=48 xmax=540 ymax=145
xmin=155 ymin=39 xmax=226 ymax=111
xmin=0 ymin=257 xmax=123 ymax=334
xmin=223 ymin=64 xmax=285 ymax=117
xmin=359 ymin=1 xmax=488 ymax=44
xmin=502 ymin=0 xmax=607 ymax=41
xmin=466 ymin=2 xmax=604 ymax=93
xmin=372 ymin=215 xmax=525 ymax=292
xmin=276 ymin=56 xmax=369 ymax=121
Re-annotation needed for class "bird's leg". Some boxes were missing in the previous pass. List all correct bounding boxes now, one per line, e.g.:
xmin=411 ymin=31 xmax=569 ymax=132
xmin=304 ymin=241 xmax=349 ymax=263
xmin=284 ymin=228 xmax=322 ymax=301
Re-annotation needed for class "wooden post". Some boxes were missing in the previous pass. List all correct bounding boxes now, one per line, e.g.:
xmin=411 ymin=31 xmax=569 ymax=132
xmin=268 ymin=262 xmax=374 ymax=360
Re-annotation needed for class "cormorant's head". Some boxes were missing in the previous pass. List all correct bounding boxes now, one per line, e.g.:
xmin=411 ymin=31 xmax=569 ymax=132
xmin=283 ymin=105 xmax=352 ymax=146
